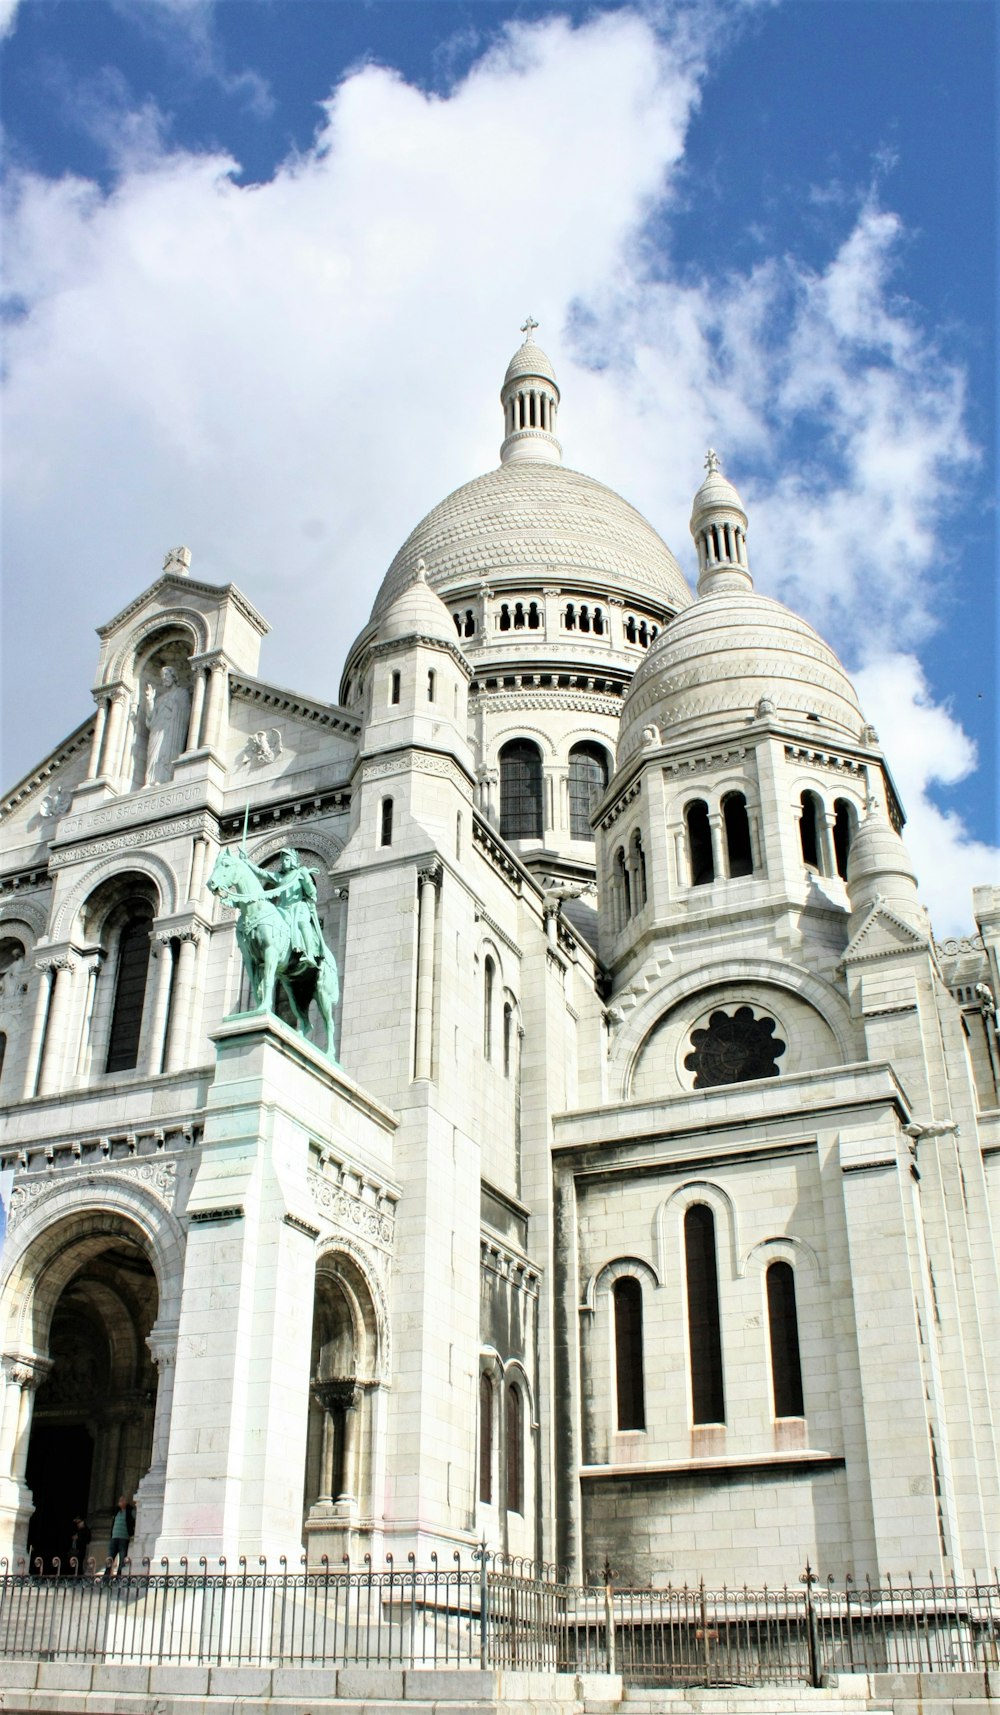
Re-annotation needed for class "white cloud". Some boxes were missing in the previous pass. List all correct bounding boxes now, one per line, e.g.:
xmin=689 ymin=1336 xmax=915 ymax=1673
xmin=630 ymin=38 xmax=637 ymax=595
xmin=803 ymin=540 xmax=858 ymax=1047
xmin=0 ymin=0 xmax=20 ymax=39
xmin=853 ymin=656 xmax=997 ymax=939
xmin=1 ymin=4 xmax=995 ymax=925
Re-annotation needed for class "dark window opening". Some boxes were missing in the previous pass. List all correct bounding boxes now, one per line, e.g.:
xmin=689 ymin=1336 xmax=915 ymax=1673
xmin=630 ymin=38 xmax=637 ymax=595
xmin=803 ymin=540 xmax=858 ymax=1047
xmin=799 ymin=790 xmax=821 ymax=869
xmin=833 ymin=798 xmax=855 ymax=880
xmin=479 ymin=1373 xmax=493 ymax=1504
xmin=499 ymin=604 xmax=511 ymax=632
xmin=564 ymin=604 xmax=577 ymax=631
xmin=506 ymin=1383 xmax=523 ymax=1513
xmin=528 ymin=601 xmax=540 ymax=629
xmin=615 ymin=846 xmax=631 ymax=922
xmin=464 ymin=610 xmax=475 ymax=638
xmin=625 ymin=616 xmax=637 ymax=643
xmin=0 ymin=1032 xmax=7 ymax=1085
xmin=614 ymin=1277 xmax=646 ymax=1430
xmin=686 ymin=800 xmax=715 ymax=885
xmin=513 ymin=602 xmax=525 ymax=629
xmin=390 ymin=671 xmax=401 ymax=706
xmin=767 ymin=1260 xmax=805 ymax=1418
xmin=631 ymin=829 xmax=647 ymax=908
xmin=499 ymin=740 xmax=543 ymax=840
xmin=106 ymin=908 xmax=153 ymax=1073
xmin=593 ymin=607 xmax=605 ymax=635
xmin=380 ymin=798 xmax=394 ymax=847
xmin=427 ymin=669 xmax=436 ymax=702
xmin=723 ymin=792 xmax=754 ymax=877
xmin=484 ymin=957 xmax=494 ymax=1060
xmin=638 ymin=621 xmax=649 ymax=647
xmin=569 ymin=743 xmax=609 ymax=839
xmin=503 ymin=1002 xmax=513 ymax=1077
xmin=684 ymin=1005 xmax=786 ymax=1088
xmin=579 ymin=605 xmax=591 ymax=633
xmin=685 ymin=1205 xmax=725 ymax=1424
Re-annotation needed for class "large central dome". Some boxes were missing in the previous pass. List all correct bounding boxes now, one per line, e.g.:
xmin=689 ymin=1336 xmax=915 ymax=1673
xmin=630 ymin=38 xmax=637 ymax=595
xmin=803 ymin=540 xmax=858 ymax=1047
xmin=370 ymin=460 xmax=690 ymax=621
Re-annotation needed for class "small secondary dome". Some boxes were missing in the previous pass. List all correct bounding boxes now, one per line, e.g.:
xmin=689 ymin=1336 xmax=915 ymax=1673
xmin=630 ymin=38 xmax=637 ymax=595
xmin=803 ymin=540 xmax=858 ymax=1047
xmin=378 ymin=559 xmax=457 ymax=645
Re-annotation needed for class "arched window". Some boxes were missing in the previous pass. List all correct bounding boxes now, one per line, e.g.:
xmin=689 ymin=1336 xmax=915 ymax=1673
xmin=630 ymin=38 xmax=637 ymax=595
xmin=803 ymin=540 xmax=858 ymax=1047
xmin=564 ymin=603 xmax=576 ymax=630
xmin=0 ymin=1031 xmax=7 ymax=1087
xmin=685 ymin=1205 xmax=725 ymax=1424
xmin=427 ymin=668 xmax=436 ymax=702
xmin=799 ymin=790 xmax=822 ymax=869
xmin=833 ymin=798 xmax=856 ymax=880
xmin=613 ymin=1277 xmax=646 ymax=1431
xmin=568 ymin=743 xmax=610 ymax=840
xmin=625 ymin=616 xmax=637 ymax=643
xmin=513 ymin=602 xmax=526 ymax=629
xmin=379 ymin=797 xmax=394 ymax=847
xmin=506 ymin=1382 xmax=523 ymax=1513
xmin=767 ymin=1261 xmax=804 ymax=1419
xmin=464 ymin=610 xmax=475 ymax=638
xmin=593 ymin=607 xmax=605 ymax=636
xmin=723 ymin=792 xmax=754 ymax=877
xmin=499 ymin=604 xmax=511 ymax=631
xmin=0 ymin=937 xmax=25 ymax=980
xmin=106 ymin=904 xmax=153 ymax=1073
xmin=390 ymin=670 xmax=401 ymax=705
xmin=499 ymin=740 xmax=543 ymax=840
xmin=615 ymin=846 xmax=631 ymax=923
xmin=483 ymin=957 xmax=495 ymax=1060
xmin=630 ymin=829 xmax=647 ymax=909
xmin=686 ymin=800 xmax=715 ymax=885
xmin=479 ymin=1372 xmax=494 ymax=1504
xmin=503 ymin=1002 xmax=513 ymax=1077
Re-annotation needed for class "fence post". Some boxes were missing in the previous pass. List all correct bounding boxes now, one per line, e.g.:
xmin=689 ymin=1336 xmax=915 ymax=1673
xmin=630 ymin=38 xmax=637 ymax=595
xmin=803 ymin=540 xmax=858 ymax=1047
xmin=477 ymin=1537 xmax=489 ymax=1670
xmin=801 ymin=1562 xmax=820 ymax=1687
xmin=603 ymin=1560 xmax=617 ymax=1677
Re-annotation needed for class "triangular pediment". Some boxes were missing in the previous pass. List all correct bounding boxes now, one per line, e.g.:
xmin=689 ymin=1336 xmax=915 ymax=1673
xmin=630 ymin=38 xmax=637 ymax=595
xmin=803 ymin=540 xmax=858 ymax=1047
xmin=97 ymin=572 xmax=268 ymax=644
xmin=0 ymin=717 xmax=94 ymax=863
xmin=842 ymin=898 xmax=929 ymax=964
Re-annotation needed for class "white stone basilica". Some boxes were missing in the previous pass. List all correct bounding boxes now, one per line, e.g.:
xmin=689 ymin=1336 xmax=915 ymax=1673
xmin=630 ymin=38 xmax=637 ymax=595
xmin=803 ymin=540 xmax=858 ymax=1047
xmin=1 ymin=329 xmax=998 ymax=1589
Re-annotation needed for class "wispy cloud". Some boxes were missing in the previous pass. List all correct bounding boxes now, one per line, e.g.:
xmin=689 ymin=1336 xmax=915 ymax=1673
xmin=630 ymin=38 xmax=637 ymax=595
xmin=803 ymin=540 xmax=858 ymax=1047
xmin=1 ymin=5 xmax=993 ymax=931
xmin=0 ymin=0 xmax=20 ymax=39
xmin=106 ymin=0 xmax=274 ymax=118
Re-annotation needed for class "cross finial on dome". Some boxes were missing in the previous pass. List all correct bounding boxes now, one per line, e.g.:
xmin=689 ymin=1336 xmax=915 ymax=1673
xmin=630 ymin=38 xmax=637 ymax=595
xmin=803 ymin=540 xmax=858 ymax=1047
xmin=520 ymin=315 xmax=539 ymax=343
xmin=704 ymin=448 xmax=721 ymax=475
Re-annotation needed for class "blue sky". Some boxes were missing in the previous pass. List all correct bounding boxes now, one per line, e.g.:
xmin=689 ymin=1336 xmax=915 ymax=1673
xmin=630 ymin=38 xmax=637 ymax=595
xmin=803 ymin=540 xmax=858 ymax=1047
xmin=1 ymin=0 xmax=996 ymax=930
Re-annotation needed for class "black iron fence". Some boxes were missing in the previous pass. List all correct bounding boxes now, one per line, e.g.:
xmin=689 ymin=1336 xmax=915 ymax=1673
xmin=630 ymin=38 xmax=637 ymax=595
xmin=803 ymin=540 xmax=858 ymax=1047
xmin=0 ymin=1553 xmax=997 ymax=1686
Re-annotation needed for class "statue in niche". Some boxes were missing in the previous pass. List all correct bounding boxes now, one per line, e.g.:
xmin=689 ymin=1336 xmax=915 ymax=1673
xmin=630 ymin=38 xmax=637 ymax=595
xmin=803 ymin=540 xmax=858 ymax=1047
xmin=143 ymin=664 xmax=191 ymax=786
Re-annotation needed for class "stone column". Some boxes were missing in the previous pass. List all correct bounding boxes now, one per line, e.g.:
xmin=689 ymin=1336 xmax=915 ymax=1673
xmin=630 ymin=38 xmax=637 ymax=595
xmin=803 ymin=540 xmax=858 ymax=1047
xmin=22 ymin=962 xmax=54 ymax=1099
xmin=73 ymin=949 xmax=104 ymax=1082
xmin=202 ymin=661 xmax=228 ymax=753
xmin=541 ymin=586 xmax=561 ymax=639
xmin=141 ymin=934 xmax=175 ymax=1076
xmin=188 ymin=835 xmax=210 ymax=902
xmin=413 ymin=864 xmax=441 ymax=1081
xmin=819 ymin=810 xmax=837 ymax=878
xmin=708 ymin=811 xmax=725 ymax=882
xmin=100 ymin=686 xmax=131 ymax=787
xmin=336 ymin=1385 xmax=362 ymax=1504
xmin=37 ymin=957 xmax=77 ymax=1096
xmin=86 ymin=696 xmax=109 ymax=779
xmin=133 ymin=1321 xmax=177 ymax=1558
xmin=186 ymin=668 xmax=207 ymax=752
xmin=163 ymin=930 xmax=199 ymax=1073
xmin=0 ymin=1359 xmax=49 ymax=1563
xmin=10 ymin=1359 xmax=51 ymax=1485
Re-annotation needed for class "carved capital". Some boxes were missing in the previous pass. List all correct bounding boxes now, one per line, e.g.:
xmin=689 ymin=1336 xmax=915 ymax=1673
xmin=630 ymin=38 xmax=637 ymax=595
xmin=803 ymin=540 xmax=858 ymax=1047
xmin=4 ymin=1355 xmax=53 ymax=1393
xmin=331 ymin=884 xmax=350 ymax=902
xmin=35 ymin=955 xmax=75 ymax=974
xmin=313 ymin=1380 xmax=362 ymax=1414
xmin=417 ymin=862 xmax=443 ymax=890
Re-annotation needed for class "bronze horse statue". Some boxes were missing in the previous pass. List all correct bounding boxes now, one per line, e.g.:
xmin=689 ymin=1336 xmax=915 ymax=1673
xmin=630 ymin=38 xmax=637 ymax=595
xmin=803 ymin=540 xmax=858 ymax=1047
xmin=207 ymin=846 xmax=339 ymax=1062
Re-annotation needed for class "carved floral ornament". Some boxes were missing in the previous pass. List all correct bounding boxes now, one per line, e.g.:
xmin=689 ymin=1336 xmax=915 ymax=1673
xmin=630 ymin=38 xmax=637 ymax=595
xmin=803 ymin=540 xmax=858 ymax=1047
xmin=7 ymin=1161 xmax=179 ymax=1232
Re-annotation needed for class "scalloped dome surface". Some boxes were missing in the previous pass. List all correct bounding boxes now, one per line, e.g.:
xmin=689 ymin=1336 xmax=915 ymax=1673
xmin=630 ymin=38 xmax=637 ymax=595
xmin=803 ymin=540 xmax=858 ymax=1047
xmin=619 ymin=589 xmax=863 ymax=758
xmin=371 ymin=462 xmax=691 ymax=620
xmin=379 ymin=570 xmax=457 ymax=644
xmin=503 ymin=341 xmax=557 ymax=386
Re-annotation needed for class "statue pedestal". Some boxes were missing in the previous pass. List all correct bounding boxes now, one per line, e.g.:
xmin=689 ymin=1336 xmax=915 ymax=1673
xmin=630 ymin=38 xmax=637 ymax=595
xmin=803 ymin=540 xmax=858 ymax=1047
xmin=154 ymin=1013 xmax=396 ymax=1565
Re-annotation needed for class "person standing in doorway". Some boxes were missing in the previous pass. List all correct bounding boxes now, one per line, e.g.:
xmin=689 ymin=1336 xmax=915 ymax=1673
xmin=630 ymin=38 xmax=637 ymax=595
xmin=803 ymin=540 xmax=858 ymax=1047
xmin=104 ymin=1496 xmax=135 ymax=1577
xmin=70 ymin=1516 xmax=91 ymax=1575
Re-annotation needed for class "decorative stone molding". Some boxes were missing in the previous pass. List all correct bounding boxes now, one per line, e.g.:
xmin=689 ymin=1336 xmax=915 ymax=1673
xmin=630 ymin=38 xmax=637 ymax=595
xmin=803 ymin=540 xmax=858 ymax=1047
xmin=7 ymin=1160 xmax=179 ymax=1231
xmin=472 ymin=819 xmax=528 ymax=892
xmin=598 ymin=777 xmax=642 ymax=831
xmin=417 ymin=861 xmax=443 ymax=890
xmin=3 ymin=1355 xmax=53 ymax=1392
xmin=480 ymin=1237 xmax=540 ymax=1295
xmin=783 ymin=745 xmax=866 ymax=778
xmin=0 ymin=899 xmax=48 ymax=941
xmin=660 ymin=745 xmax=748 ymax=778
xmin=219 ymin=788 xmax=350 ymax=844
xmin=246 ymin=827 xmax=345 ymax=873
xmin=51 ymin=812 xmax=207 ymax=869
xmin=228 ymin=675 xmax=359 ymax=737
xmin=473 ymin=906 xmax=521 ymax=960
xmin=471 ymin=690 xmax=623 ymax=717
xmin=51 ymin=848 xmax=180 ymax=938
xmin=307 ymin=1153 xmax=398 ymax=1254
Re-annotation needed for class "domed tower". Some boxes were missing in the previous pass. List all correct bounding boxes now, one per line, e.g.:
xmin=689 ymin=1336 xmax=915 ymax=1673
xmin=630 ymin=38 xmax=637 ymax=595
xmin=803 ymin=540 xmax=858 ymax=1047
xmin=340 ymin=325 xmax=692 ymax=887
xmin=596 ymin=453 xmax=907 ymax=1066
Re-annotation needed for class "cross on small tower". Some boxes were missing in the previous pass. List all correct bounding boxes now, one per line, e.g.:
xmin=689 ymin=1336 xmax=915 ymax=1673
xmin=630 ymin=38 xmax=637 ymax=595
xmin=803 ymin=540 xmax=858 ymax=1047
xmin=520 ymin=315 xmax=539 ymax=343
xmin=704 ymin=448 xmax=721 ymax=475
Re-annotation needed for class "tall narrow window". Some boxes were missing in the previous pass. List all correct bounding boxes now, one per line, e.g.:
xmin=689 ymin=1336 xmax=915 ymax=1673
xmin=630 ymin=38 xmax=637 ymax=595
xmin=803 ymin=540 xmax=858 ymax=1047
xmin=506 ymin=1382 xmax=523 ymax=1513
xmin=379 ymin=798 xmax=394 ymax=847
xmin=799 ymin=790 xmax=821 ymax=869
xmin=723 ymin=792 xmax=754 ymax=877
xmin=105 ymin=907 xmax=153 ymax=1073
xmin=615 ymin=847 xmax=631 ymax=924
xmin=568 ymin=743 xmax=610 ymax=839
xmin=685 ymin=1205 xmax=725 ymax=1424
xmin=390 ymin=670 xmax=401 ymax=706
xmin=630 ymin=829 xmax=647 ymax=908
xmin=767 ymin=1261 xmax=804 ymax=1418
xmin=479 ymin=1373 xmax=494 ymax=1503
xmin=686 ymin=800 xmax=715 ymax=885
xmin=503 ymin=1002 xmax=513 ymax=1077
xmin=0 ymin=1031 xmax=7 ymax=1087
xmin=427 ymin=668 xmax=436 ymax=702
xmin=483 ymin=957 xmax=495 ymax=1060
xmin=499 ymin=740 xmax=543 ymax=840
xmin=613 ymin=1277 xmax=646 ymax=1430
xmin=833 ymin=798 xmax=856 ymax=880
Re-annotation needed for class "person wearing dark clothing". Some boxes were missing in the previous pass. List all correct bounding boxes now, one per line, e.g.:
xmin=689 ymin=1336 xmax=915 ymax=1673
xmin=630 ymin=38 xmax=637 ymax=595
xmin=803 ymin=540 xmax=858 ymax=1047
xmin=70 ymin=1517 xmax=91 ymax=1574
xmin=104 ymin=1496 xmax=135 ymax=1577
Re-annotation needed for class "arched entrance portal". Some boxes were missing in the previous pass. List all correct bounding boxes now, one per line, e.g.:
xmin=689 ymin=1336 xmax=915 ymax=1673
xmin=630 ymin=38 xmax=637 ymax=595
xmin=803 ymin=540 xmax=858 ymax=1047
xmin=302 ymin=1251 xmax=383 ymax=1566
xmin=21 ymin=1227 xmax=158 ymax=1570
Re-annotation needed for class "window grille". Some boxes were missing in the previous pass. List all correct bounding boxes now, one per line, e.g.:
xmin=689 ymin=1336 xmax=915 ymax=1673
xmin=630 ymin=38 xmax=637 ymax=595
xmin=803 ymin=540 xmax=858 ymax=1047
xmin=568 ymin=744 xmax=609 ymax=839
xmin=499 ymin=741 xmax=543 ymax=840
xmin=106 ymin=909 xmax=153 ymax=1073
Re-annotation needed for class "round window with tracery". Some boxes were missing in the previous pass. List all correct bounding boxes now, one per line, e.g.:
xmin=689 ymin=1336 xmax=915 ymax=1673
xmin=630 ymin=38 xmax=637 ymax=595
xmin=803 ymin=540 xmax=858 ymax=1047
xmin=684 ymin=1005 xmax=786 ymax=1089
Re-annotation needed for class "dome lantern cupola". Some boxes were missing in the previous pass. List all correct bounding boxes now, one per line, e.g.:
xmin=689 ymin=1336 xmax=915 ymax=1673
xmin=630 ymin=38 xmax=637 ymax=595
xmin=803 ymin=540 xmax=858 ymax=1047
xmin=690 ymin=450 xmax=752 ymax=597
xmin=500 ymin=317 xmax=562 ymax=466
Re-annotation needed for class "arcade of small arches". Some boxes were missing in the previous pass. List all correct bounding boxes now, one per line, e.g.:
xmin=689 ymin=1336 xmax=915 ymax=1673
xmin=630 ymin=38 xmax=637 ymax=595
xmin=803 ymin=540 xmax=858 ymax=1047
xmin=477 ymin=1358 xmax=532 ymax=1533
xmin=448 ymin=594 xmax=664 ymax=652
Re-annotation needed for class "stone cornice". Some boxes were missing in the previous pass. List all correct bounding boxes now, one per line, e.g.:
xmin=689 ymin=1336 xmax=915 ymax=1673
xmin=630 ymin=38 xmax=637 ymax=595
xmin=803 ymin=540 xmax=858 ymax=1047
xmin=228 ymin=675 xmax=360 ymax=736
xmin=97 ymin=573 xmax=269 ymax=640
xmin=480 ymin=1235 xmax=541 ymax=1294
xmin=369 ymin=634 xmax=472 ymax=677
xmin=0 ymin=718 xmax=94 ymax=822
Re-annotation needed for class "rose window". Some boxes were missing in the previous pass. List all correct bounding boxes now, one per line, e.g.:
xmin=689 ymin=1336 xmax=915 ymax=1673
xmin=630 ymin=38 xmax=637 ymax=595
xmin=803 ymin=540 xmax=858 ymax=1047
xmin=684 ymin=1005 xmax=786 ymax=1089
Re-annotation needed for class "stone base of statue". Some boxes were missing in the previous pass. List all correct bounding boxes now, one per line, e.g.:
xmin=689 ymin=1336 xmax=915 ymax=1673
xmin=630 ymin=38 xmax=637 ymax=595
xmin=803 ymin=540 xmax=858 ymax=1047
xmin=153 ymin=1012 xmax=397 ymax=1565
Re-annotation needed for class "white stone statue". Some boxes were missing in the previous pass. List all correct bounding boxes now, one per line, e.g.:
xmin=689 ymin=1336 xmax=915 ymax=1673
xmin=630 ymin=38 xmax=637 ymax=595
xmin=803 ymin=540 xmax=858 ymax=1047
xmin=143 ymin=665 xmax=191 ymax=786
